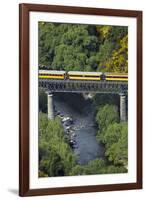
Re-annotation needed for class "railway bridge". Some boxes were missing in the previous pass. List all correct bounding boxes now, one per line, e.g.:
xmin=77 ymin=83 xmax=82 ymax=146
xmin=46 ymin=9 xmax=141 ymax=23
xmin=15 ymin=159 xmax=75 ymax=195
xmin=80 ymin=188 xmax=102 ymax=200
xmin=39 ymin=79 xmax=128 ymax=122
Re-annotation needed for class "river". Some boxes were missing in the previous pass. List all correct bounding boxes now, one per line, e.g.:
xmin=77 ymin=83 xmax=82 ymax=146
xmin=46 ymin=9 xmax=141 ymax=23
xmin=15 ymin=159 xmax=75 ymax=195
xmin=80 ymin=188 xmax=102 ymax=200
xmin=53 ymin=93 xmax=104 ymax=165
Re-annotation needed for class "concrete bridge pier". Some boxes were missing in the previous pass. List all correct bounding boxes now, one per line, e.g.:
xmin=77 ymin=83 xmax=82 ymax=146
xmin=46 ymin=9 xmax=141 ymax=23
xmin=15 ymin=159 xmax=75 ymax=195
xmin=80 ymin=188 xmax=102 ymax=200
xmin=46 ymin=92 xmax=54 ymax=120
xmin=119 ymin=93 xmax=127 ymax=122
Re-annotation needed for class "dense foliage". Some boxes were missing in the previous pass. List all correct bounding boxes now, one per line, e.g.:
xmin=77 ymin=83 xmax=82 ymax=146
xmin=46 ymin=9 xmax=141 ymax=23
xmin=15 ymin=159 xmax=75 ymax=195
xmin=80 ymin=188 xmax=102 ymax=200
xmin=39 ymin=113 xmax=76 ymax=177
xmin=103 ymin=123 xmax=128 ymax=166
xmin=96 ymin=104 xmax=119 ymax=132
xmin=39 ymin=89 xmax=47 ymax=113
xmin=95 ymin=104 xmax=128 ymax=169
xmin=39 ymin=22 xmax=128 ymax=72
xmin=70 ymin=158 xmax=126 ymax=176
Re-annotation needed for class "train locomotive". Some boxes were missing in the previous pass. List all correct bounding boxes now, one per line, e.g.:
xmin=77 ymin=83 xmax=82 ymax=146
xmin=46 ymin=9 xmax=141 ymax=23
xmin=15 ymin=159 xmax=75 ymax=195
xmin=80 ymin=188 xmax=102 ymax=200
xmin=39 ymin=70 xmax=128 ymax=81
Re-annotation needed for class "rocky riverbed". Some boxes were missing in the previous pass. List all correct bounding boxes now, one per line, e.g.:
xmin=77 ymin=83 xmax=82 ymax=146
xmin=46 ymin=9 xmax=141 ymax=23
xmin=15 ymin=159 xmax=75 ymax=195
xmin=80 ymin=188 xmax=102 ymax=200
xmin=53 ymin=93 xmax=104 ymax=165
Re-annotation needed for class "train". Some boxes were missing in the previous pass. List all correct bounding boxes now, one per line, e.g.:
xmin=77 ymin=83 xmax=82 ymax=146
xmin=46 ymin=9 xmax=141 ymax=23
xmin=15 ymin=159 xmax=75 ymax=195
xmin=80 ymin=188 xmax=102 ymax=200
xmin=38 ymin=70 xmax=128 ymax=81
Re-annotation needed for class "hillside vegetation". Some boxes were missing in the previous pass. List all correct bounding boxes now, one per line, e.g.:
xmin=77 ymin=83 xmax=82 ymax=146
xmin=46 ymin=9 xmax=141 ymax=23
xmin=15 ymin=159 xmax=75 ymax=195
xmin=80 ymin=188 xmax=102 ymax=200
xmin=39 ymin=22 xmax=128 ymax=73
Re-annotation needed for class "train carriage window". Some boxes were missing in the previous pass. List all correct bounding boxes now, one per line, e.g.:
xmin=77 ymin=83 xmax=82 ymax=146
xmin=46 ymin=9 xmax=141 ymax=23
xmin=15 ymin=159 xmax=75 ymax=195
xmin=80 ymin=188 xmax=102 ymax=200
xmin=106 ymin=76 xmax=128 ymax=78
xmin=69 ymin=74 xmax=100 ymax=77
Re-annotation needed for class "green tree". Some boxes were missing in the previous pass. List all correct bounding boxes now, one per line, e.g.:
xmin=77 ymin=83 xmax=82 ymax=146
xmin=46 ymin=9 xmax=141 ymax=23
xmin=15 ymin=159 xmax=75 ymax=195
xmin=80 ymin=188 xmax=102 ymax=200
xmin=69 ymin=165 xmax=86 ymax=176
xmin=96 ymin=40 xmax=115 ymax=69
xmin=70 ymin=159 xmax=106 ymax=176
xmin=104 ymin=35 xmax=128 ymax=72
xmin=70 ymin=158 xmax=127 ymax=175
xmin=104 ymin=123 xmax=128 ymax=166
xmin=39 ymin=113 xmax=76 ymax=177
xmin=100 ymin=165 xmax=127 ymax=174
xmin=39 ymin=89 xmax=47 ymax=113
xmin=93 ymin=93 xmax=119 ymax=108
xmin=95 ymin=25 xmax=128 ymax=72
xmin=39 ymin=149 xmax=65 ymax=176
xmin=39 ymin=23 xmax=101 ymax=71
xmin=96 ymin=104 xmax=119 ymax=133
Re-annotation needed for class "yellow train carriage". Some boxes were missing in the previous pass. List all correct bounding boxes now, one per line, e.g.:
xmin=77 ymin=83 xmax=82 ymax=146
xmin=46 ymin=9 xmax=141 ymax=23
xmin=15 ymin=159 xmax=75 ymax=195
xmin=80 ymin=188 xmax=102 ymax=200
xmin=68 ymin=71 xmax=102 ymax=81
xmin=38 ymin=70 xmax=128 ymax=82
xmin=104 ymin=73 xmax=128 ymax=81
xmin=39 ymin=70 xmax=66 ymax=79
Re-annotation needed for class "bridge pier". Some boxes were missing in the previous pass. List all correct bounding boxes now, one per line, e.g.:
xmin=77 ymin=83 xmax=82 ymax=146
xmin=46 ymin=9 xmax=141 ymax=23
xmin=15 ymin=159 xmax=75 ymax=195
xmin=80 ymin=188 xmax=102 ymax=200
xmin=46 ymin=92 xmax=54 ymax=120
xmin=119 ymin=93 xmax=127 ymax=122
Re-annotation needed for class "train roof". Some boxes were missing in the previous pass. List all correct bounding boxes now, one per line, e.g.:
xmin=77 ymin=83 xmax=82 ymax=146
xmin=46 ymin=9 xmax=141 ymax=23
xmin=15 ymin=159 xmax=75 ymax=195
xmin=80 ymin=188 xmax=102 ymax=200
xmin=68 ymin=71 xmax=102 ymax=75
xmin=104 ymin=72 xmax=128 ymax=76
xmin=39 ymin=70 xmax=66 ymax=74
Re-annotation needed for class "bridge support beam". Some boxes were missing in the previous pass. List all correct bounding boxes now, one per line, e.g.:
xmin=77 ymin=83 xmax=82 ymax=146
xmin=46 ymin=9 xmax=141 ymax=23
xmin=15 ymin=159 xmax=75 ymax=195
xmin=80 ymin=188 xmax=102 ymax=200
xmin=119 ymin=93 xmax=126 ymax=122
xmin=47 ymin=93 xmax=54 ymax=120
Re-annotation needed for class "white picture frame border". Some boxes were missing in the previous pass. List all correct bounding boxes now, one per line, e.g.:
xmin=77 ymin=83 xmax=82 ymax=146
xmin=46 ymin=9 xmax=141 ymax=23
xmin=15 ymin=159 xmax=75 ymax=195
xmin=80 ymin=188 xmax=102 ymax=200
xmin=29 ymin=11 xmax=137 ymax=189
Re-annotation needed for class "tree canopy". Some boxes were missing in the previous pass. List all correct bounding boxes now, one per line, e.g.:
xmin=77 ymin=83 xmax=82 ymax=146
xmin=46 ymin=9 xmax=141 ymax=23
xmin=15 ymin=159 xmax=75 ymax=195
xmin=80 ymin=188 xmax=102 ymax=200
xmin=95 ymin=103 xmax=128 ymax=168
xmin=103 ymin=122 xmax=128 ymax=166
xmin=39 ymin=22 xmax=128 ymax=72
xmin=39 ymin=113 xmax=76 ymax=177
xmin=96 ymin=104 xmax=119 ymax=133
